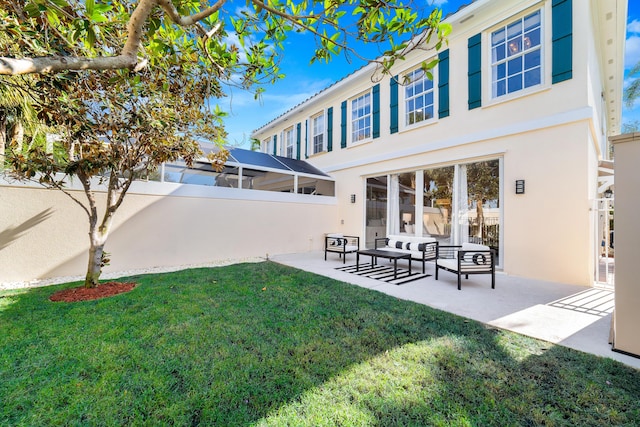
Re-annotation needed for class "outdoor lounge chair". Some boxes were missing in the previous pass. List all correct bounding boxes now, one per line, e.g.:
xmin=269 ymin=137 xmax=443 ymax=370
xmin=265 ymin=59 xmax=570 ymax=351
xmin=435 ymin=242 xmax=496 ymax=290
xmin=324 ymin=233 xmax=360 ymax=264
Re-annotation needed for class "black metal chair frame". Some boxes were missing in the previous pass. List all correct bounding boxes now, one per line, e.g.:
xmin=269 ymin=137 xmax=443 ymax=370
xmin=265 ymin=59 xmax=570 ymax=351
xmin=435 ymin=245 xmax=496 ymax=290
xmin=324 ymin=235 xmax=360 ymax=264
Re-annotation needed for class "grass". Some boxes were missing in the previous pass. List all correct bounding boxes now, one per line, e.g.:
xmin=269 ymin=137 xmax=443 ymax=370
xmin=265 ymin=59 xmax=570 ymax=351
xmin=1 ymin=261 xmax=638 ymax=426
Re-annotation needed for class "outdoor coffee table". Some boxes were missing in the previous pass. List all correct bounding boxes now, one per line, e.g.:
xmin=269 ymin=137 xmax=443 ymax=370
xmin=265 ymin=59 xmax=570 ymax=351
xmin=356 ymin=249 xmax=412 ymax=280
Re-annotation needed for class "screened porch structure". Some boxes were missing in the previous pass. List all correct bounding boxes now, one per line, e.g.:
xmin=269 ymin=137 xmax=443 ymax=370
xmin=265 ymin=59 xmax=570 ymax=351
xmin=155 ymin=146 xmax=336 ymax=196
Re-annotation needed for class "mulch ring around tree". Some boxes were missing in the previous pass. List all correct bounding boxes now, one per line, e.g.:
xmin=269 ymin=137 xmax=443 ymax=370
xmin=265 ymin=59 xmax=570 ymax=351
xmin=49 ymin=282 xmax=136 ymax=302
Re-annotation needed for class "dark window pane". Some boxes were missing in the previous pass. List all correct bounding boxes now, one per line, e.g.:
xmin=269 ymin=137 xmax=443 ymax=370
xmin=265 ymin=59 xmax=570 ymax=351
xmin=426 ymin=92 xmax=434 ymax=106
xmin=493 ymin=44 xmax=506 ymax=62
xmin=508 ymin=57 xmax=522 ymax=74
xmin=524 ymin=50 xmax=541 ymax=70
xmin=525 ymin=28 xmax=540 ymax=49
xmin=524 ymin=69 xmax=541 ymax=88
xmin=508 ymin=75 xmax=522 ymax=93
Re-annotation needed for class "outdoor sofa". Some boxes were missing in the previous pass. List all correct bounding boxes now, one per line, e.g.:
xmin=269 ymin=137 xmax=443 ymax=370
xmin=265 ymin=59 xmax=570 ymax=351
xmin=374 ymin=234 xmax=438 ymax=274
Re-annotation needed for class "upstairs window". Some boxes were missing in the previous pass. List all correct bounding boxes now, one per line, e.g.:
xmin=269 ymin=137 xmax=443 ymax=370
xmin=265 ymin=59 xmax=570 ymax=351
xmin=263 ymin=137 xmax=272 ymax=154
xmin=311 ymin=112 xmax=325 ymax=154
xmin=284 ymin=126 xmax=295 ymax=158
xmin=351 ymin=92 xmax=371 ymax=143
xmin=404 ymin=68 xmax=435 ymax=125
xmin=491 ymin=10 xmax=542 ymax=98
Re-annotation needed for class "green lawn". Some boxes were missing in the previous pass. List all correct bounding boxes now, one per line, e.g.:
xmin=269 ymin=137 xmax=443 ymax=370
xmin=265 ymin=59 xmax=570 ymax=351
xmin=1 ymin=261 xmax=638 ymax=426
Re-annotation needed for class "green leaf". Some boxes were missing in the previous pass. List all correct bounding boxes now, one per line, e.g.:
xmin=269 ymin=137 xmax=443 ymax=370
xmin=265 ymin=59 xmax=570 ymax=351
xmin=93 ymin=4 xmax=113 ymax=14
xmin=91 ymin=11 xmax=109 ymax=23
xmin=86 ymin=26 xmax=96 ymax=49
xmin=46 ymin=10 xmax=61 ymax=27
xmin=85 ymin=0 xmax=95 ymax=18
xmin=23 ymin=2 xmax=41 ymax=18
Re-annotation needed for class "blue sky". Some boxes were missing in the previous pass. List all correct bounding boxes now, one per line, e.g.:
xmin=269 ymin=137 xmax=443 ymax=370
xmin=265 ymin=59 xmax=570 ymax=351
xmin=624 ymin=0 xmax=640 ymax=129
xmin=219 ymin=1 xmax=640 ymax=147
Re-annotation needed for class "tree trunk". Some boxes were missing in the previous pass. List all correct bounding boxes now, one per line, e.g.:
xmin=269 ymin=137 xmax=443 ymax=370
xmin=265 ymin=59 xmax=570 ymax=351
xmin=475 ymin=197 xmax=484 ymax=239
xmin=85 ymin=237 xmax=105 ymax=288
xmin=84 ymin=205 xmax=116 ymax=288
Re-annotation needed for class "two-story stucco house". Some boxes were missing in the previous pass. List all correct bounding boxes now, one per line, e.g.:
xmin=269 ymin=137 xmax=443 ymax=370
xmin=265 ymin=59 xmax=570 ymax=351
xmin=251 ymin=0 xmax=626 ymax=287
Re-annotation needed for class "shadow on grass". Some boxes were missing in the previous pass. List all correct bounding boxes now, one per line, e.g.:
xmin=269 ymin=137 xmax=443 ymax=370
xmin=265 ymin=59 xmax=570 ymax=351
xmin=0 ymin=261 xmax=638 ymax=426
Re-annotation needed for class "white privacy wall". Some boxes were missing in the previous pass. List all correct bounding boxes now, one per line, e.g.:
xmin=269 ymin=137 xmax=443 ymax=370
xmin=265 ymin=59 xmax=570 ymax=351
xmin=0 ymin=180 xmax=337 ymax=283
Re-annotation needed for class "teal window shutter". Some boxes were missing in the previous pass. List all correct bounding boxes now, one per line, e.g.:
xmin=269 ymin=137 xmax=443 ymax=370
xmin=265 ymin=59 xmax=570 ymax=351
xmin=296 ymin=122 xmax=301 ymax=160
xmin=438 ymin=49 xmax=450 ymax=118
xmin=272 ymin=134 xmax=277 ymax=156
xmin=468 ymin=33 xmax=482 ymax=110
xmin=304 ymin=120 xmax=309 ymax=159
xmin=390 ymin=75 xmax=399 ymax=134
xmin=552 ymin=0 xmax=573 ymax=84
xmin=340 ymin=101 xmax=347 ymax=148
xmin=327 ymin=107 xmax=333 ymax=152
xmin=372 ymin=84 xmax=380 ymax=138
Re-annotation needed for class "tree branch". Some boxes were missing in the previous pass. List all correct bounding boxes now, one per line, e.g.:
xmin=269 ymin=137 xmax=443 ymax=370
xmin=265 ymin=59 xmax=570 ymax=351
xmin=156 ymin=0 xmax=227 ymax=26
xmin=0 ymin=55 xmax=139 ymax=75
xmin=50 ymin=176 xmax=92 ymax=219
xmin=77 ymin=169 xmax=99 ymax=233
xmin=0 ymin=0 xmax=231 ymax=75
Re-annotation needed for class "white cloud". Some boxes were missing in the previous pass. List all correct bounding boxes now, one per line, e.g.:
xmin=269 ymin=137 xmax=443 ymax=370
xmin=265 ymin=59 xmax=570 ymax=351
xmin=429 ymin=0 xmax=448 ymax=6
xmin=628 ymin=19 xmax=640 ymax=34
xmin=233 ymin=5 xmax=252 ymax=16
xmin=625 ymin=35 xmax=640 ymax=69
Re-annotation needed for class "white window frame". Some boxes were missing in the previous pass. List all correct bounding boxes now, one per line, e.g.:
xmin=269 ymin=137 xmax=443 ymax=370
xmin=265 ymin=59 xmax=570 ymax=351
xmin=283 ymin=126 xmax=295 ymax=158
xmin=263 ymin=137 xmax=272 ymax=154
xmin=311 ymin=111 xmax=325 ymax=154
xmin=489 ymin=8 xmax=544 ymax=100
xmin=350 ymin=91 xmax=372 ymax=145
xmin=401 ymin=65 xmax=437 ymax=129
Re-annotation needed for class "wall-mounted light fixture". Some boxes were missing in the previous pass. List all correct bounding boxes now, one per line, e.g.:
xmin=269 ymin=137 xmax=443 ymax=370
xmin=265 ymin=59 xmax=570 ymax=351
xmin=515 ymin=180 xmax=525 ymax=194
xmin=604 ymin=188 xmax=613 ymax=198
xmin=350 ymin=194 xmax=356 ymax=203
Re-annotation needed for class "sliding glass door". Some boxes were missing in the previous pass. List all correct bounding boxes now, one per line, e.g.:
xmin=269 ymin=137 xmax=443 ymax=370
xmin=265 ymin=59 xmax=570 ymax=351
xmin=365 ymin=158 xmax=501 ymax=261
xmin=455 ymin=159 xmax=500 ymax=255
xmin=423 ymin=166 xmax=454 ymax=241
xmin=365 ymin=176 xmax=388 ymax=248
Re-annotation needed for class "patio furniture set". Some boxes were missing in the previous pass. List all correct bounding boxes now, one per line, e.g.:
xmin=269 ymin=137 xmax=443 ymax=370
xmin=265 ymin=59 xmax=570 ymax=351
xmin=325 ymin=233 xmax=496 ymax=290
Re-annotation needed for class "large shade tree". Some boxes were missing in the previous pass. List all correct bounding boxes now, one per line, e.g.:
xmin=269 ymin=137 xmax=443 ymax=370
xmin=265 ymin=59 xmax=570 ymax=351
xmin=1 ymin=0 xmax=449 ymax=287
xmin=7 ymin=67 xmax=227 ymax=287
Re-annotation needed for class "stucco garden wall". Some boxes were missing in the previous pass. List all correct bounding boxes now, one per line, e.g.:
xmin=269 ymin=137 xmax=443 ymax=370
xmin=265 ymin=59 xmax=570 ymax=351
xmin=0 ymin=181 xmax=337 ymax=284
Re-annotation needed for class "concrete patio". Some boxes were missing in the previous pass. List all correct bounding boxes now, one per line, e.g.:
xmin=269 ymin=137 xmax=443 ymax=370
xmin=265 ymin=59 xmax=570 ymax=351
xmin=272 ymin=251 xmax=640 ymax=370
